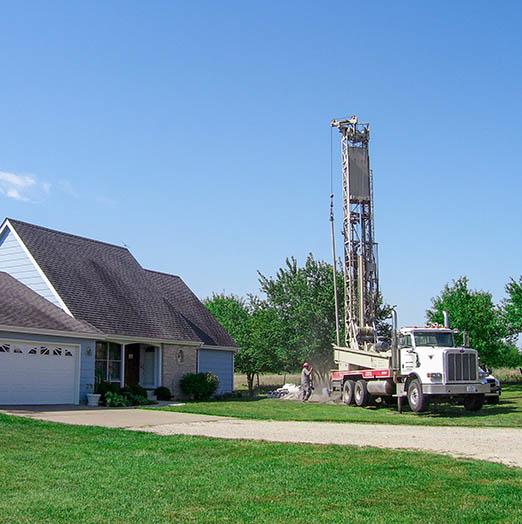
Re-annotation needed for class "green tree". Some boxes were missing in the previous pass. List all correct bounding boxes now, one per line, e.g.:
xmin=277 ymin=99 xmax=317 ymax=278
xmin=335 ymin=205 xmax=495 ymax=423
xmin=504 ymin=277 xmax=522 ymax=335
xmin=427 ymin=277 xmax=520 ymax=367
xmin=375 ymin=293 xmax=394 ymax=339
xmin=204 ymin=293 xmax=250 ymax=349
xmin=258 ymin=254 xmax=344 ymax=380
xmin=246 ymin=298 xmax=286 ymax=388
xmin=258 ymin=254 xmax=393 ymax=380
xmin=204 ymin=294 xmax=284 ymax=394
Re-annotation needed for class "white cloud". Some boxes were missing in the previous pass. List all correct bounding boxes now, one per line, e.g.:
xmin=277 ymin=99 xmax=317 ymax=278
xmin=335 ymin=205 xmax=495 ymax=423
xmin=0 ymin=170 xmax=51 ymax=202
xmin=0 ymin=171 xmax=37 ymax=202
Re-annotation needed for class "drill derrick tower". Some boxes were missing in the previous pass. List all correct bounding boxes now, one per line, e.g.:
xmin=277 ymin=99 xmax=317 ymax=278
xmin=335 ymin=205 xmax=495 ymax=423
xmin=331 ymin=116 xmax=379 ymax=351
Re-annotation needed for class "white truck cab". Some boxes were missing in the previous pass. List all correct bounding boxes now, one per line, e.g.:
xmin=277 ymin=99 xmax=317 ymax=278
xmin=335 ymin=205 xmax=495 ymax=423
xmin=331 ymin=322 xmax=492 ymax=413
xmin=397 ymin=326 xmax=490 ymax=411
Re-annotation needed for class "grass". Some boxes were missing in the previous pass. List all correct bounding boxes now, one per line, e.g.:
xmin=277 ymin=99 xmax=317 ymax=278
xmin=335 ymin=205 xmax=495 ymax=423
xmin=0 ymin=414 xmax=521 ymax=523
xmin=158 ymin=384 xmax=522 ymax=428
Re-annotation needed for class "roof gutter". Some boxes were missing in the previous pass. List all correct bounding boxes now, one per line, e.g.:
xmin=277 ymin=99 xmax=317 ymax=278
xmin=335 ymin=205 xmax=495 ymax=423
xmin=104 ymin=334 xmax=202 ymax=347
xmin=200 ymin=344 xmax=240 ymax=353
xmin=0 ymin=323 xmax=101 ymax=340
xmin=0 ymin=326 xmax=209 ymax=347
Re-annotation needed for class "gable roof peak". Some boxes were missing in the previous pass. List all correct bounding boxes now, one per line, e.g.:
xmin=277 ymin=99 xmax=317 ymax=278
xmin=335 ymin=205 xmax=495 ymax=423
xmin=6 ymin=218 xmax=131 ymax=253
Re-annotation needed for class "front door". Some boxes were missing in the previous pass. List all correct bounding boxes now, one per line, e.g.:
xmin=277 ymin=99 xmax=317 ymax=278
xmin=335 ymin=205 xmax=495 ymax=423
xmin=125 ymin=344 xmax=140 ymax=386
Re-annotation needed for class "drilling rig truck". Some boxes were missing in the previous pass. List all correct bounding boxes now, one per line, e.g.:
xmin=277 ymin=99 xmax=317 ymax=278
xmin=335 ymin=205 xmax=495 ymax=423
xmin=329 ymin=116 xmax=490 ymax=413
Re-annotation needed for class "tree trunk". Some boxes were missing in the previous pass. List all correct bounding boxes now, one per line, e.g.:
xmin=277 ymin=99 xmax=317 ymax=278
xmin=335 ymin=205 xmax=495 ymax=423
xmin=256 ymin=373 xmax=260 ymax=388
xmin=246 ymin=373 xmax=255 ymax=396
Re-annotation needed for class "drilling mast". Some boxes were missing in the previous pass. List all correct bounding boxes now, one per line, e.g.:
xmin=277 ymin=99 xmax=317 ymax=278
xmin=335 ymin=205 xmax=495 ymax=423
xmin=331 ymin=116 xmax=379 ymax=352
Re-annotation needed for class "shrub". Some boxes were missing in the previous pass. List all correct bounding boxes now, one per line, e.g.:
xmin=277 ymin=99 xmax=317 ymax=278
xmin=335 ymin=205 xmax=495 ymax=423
xmin=154 ymin=386 xmax=172 ymax=401
xmin=96 ymin=383 xmax=155 ymax=407
xmin=126 ymin=393 xmax=153 ymax=406
xmin=128 ymin=384 xmax=148 ymax=398
xmin=105 ymin=391 xmax=131 ymax=407
xmin=180 ymin=372 xmax=219 ymax=400
xmin=119 ymin=387 xmax=154 ymax=406
xmin=95 ymin=381 xmax=120 ymax=404
xmin=121 ymin=385 xmax=148 ymax=399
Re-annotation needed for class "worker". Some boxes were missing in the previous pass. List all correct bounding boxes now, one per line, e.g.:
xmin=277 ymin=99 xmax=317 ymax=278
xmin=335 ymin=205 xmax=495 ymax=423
xmin=300 ymin=362 xmax=314 ymax=401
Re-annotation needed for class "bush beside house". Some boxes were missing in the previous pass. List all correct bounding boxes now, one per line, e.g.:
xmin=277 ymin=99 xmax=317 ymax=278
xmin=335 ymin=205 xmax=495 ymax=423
xmin=95 ymin=382 xmax=153 ymax=407
xmin=180 ymin=372 xmax=219 ymax=400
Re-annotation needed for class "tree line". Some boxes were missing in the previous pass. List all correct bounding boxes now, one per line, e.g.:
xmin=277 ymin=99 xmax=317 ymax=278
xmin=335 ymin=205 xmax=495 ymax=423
xmin=205 ymin=254 xmax=522 ymax=393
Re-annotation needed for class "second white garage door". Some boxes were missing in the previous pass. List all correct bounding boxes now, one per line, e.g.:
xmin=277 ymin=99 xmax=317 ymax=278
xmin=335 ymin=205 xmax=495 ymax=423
xmin=0 ymin=340 xmax=79 ymax=405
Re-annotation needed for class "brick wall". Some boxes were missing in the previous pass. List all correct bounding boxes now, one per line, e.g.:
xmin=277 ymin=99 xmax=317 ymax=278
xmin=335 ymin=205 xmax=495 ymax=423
xmin=161 ymin=344 xmax=198 ymax=398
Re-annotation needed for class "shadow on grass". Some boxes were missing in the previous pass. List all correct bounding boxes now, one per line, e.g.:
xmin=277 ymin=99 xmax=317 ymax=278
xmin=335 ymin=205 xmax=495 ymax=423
xmin=395 ymin=399 xmax=520 ymax=419
xmin=357 ymin=383 xmax=521 ymax=418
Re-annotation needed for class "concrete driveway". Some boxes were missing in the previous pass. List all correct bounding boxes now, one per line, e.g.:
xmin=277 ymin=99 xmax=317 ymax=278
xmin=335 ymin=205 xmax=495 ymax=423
xmin=3 ymin=406 xmax=521 ymax=468
xmin=2 ymin=405 xmax=225 ymax=427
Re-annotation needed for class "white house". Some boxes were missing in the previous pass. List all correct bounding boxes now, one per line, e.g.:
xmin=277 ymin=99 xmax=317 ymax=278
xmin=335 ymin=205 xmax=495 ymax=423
xmin=0 ymin=218 xmax=237 ymax=405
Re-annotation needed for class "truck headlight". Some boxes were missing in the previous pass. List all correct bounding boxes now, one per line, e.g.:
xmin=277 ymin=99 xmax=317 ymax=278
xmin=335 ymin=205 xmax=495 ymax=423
xmin=427 ymin=372 xmax=442 ymax=380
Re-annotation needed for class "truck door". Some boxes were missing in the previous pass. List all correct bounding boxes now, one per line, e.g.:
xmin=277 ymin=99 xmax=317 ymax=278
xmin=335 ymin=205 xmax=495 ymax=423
xmin=399 ymin=334 xmax=416 ymax=373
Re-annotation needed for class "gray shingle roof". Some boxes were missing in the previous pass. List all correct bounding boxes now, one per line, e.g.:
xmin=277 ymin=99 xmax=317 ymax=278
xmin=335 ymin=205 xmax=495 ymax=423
xmin=7 ymin=219 xmax=232 ymax=345
xmin=146 ymin=270 xmax=236 ymax=347
xmin=0 ymin=272 xmax=101 ymax=336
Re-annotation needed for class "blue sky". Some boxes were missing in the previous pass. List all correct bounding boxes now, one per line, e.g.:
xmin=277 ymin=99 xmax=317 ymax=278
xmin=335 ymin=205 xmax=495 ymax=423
xmin=1 ymin=1 xmax=521 ymax=325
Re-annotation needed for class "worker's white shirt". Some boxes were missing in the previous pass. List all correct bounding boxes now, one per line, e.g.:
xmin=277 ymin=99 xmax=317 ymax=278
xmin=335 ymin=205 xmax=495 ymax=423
xmin=301 ymin=368 xmax=312 ymax=386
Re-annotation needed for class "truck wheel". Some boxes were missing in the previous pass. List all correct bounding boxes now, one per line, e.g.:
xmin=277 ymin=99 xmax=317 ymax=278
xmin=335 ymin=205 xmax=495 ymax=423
xmin=463 ymin=394 xmax=485 ymax=411
xmin=342 ymin=380 xmax=356 ymax=405
xmin=354 ymin=380 xmax=371 ymax=407
xmin=407 ymin=379 xmax=428 ymax=413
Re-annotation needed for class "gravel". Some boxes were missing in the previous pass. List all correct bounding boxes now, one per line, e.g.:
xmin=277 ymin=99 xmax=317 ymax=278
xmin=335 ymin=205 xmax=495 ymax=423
xmin=7 ymin=406 xmax=520 ymax=467
xmin=133 ymin=416 xmax=522 ymax=467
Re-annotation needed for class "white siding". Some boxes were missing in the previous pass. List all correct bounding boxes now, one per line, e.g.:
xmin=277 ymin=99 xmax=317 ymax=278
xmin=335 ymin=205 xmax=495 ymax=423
xmin=198 ymin=349 xmax=234 ymax=395
xmin=0 ymin=226 xmax=62 ymax=308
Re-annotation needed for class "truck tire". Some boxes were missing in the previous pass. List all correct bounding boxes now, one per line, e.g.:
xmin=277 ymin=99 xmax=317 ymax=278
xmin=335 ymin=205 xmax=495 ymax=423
xmin=407 ymin=379 xmax=428 ymax=413
xmin=463 ymin=394 xmax=485 ymax=411
xmin=354 ymin=380 xmax=371 ymax=407
xmin=342 ymin=380 xmax=356 ymax=405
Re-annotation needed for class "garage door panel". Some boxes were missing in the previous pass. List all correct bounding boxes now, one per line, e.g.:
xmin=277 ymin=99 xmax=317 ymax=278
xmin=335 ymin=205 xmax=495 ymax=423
xmin=198 ymin=349 xmax=233 ymax=395
xmin=0 ymin=340 xmax=78 ymax=405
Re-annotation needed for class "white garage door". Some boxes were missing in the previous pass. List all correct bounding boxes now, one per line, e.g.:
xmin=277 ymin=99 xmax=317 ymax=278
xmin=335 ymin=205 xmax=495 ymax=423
xmin=0 ymin=340 xmax=79 ymax=405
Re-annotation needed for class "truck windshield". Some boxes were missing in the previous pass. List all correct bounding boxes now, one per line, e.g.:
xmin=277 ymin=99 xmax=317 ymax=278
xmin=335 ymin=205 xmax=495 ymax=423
xmin=414 ymin=332 xmax=454 ymax=347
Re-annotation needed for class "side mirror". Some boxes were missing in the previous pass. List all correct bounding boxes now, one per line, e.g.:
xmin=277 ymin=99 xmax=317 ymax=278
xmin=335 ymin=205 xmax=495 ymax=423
xmin=463 ymin=331 xmax=470 ymax=348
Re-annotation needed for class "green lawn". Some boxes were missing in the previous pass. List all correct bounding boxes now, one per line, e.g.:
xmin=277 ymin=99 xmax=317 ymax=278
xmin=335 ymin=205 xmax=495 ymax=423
xmin=0 ymin=414 xmax=520 ymax=523
xmin=157 ymin=384 xmax=522 ymax=428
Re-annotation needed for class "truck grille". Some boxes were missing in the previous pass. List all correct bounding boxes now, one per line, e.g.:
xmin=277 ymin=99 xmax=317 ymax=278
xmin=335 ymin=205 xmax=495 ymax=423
xmin=446 ymin=352 xmax=477 ymax=382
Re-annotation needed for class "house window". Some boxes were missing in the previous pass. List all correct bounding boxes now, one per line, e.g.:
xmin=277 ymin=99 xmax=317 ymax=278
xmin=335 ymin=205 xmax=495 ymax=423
xmin=95 ymin=342 xmax=122 ymax=384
